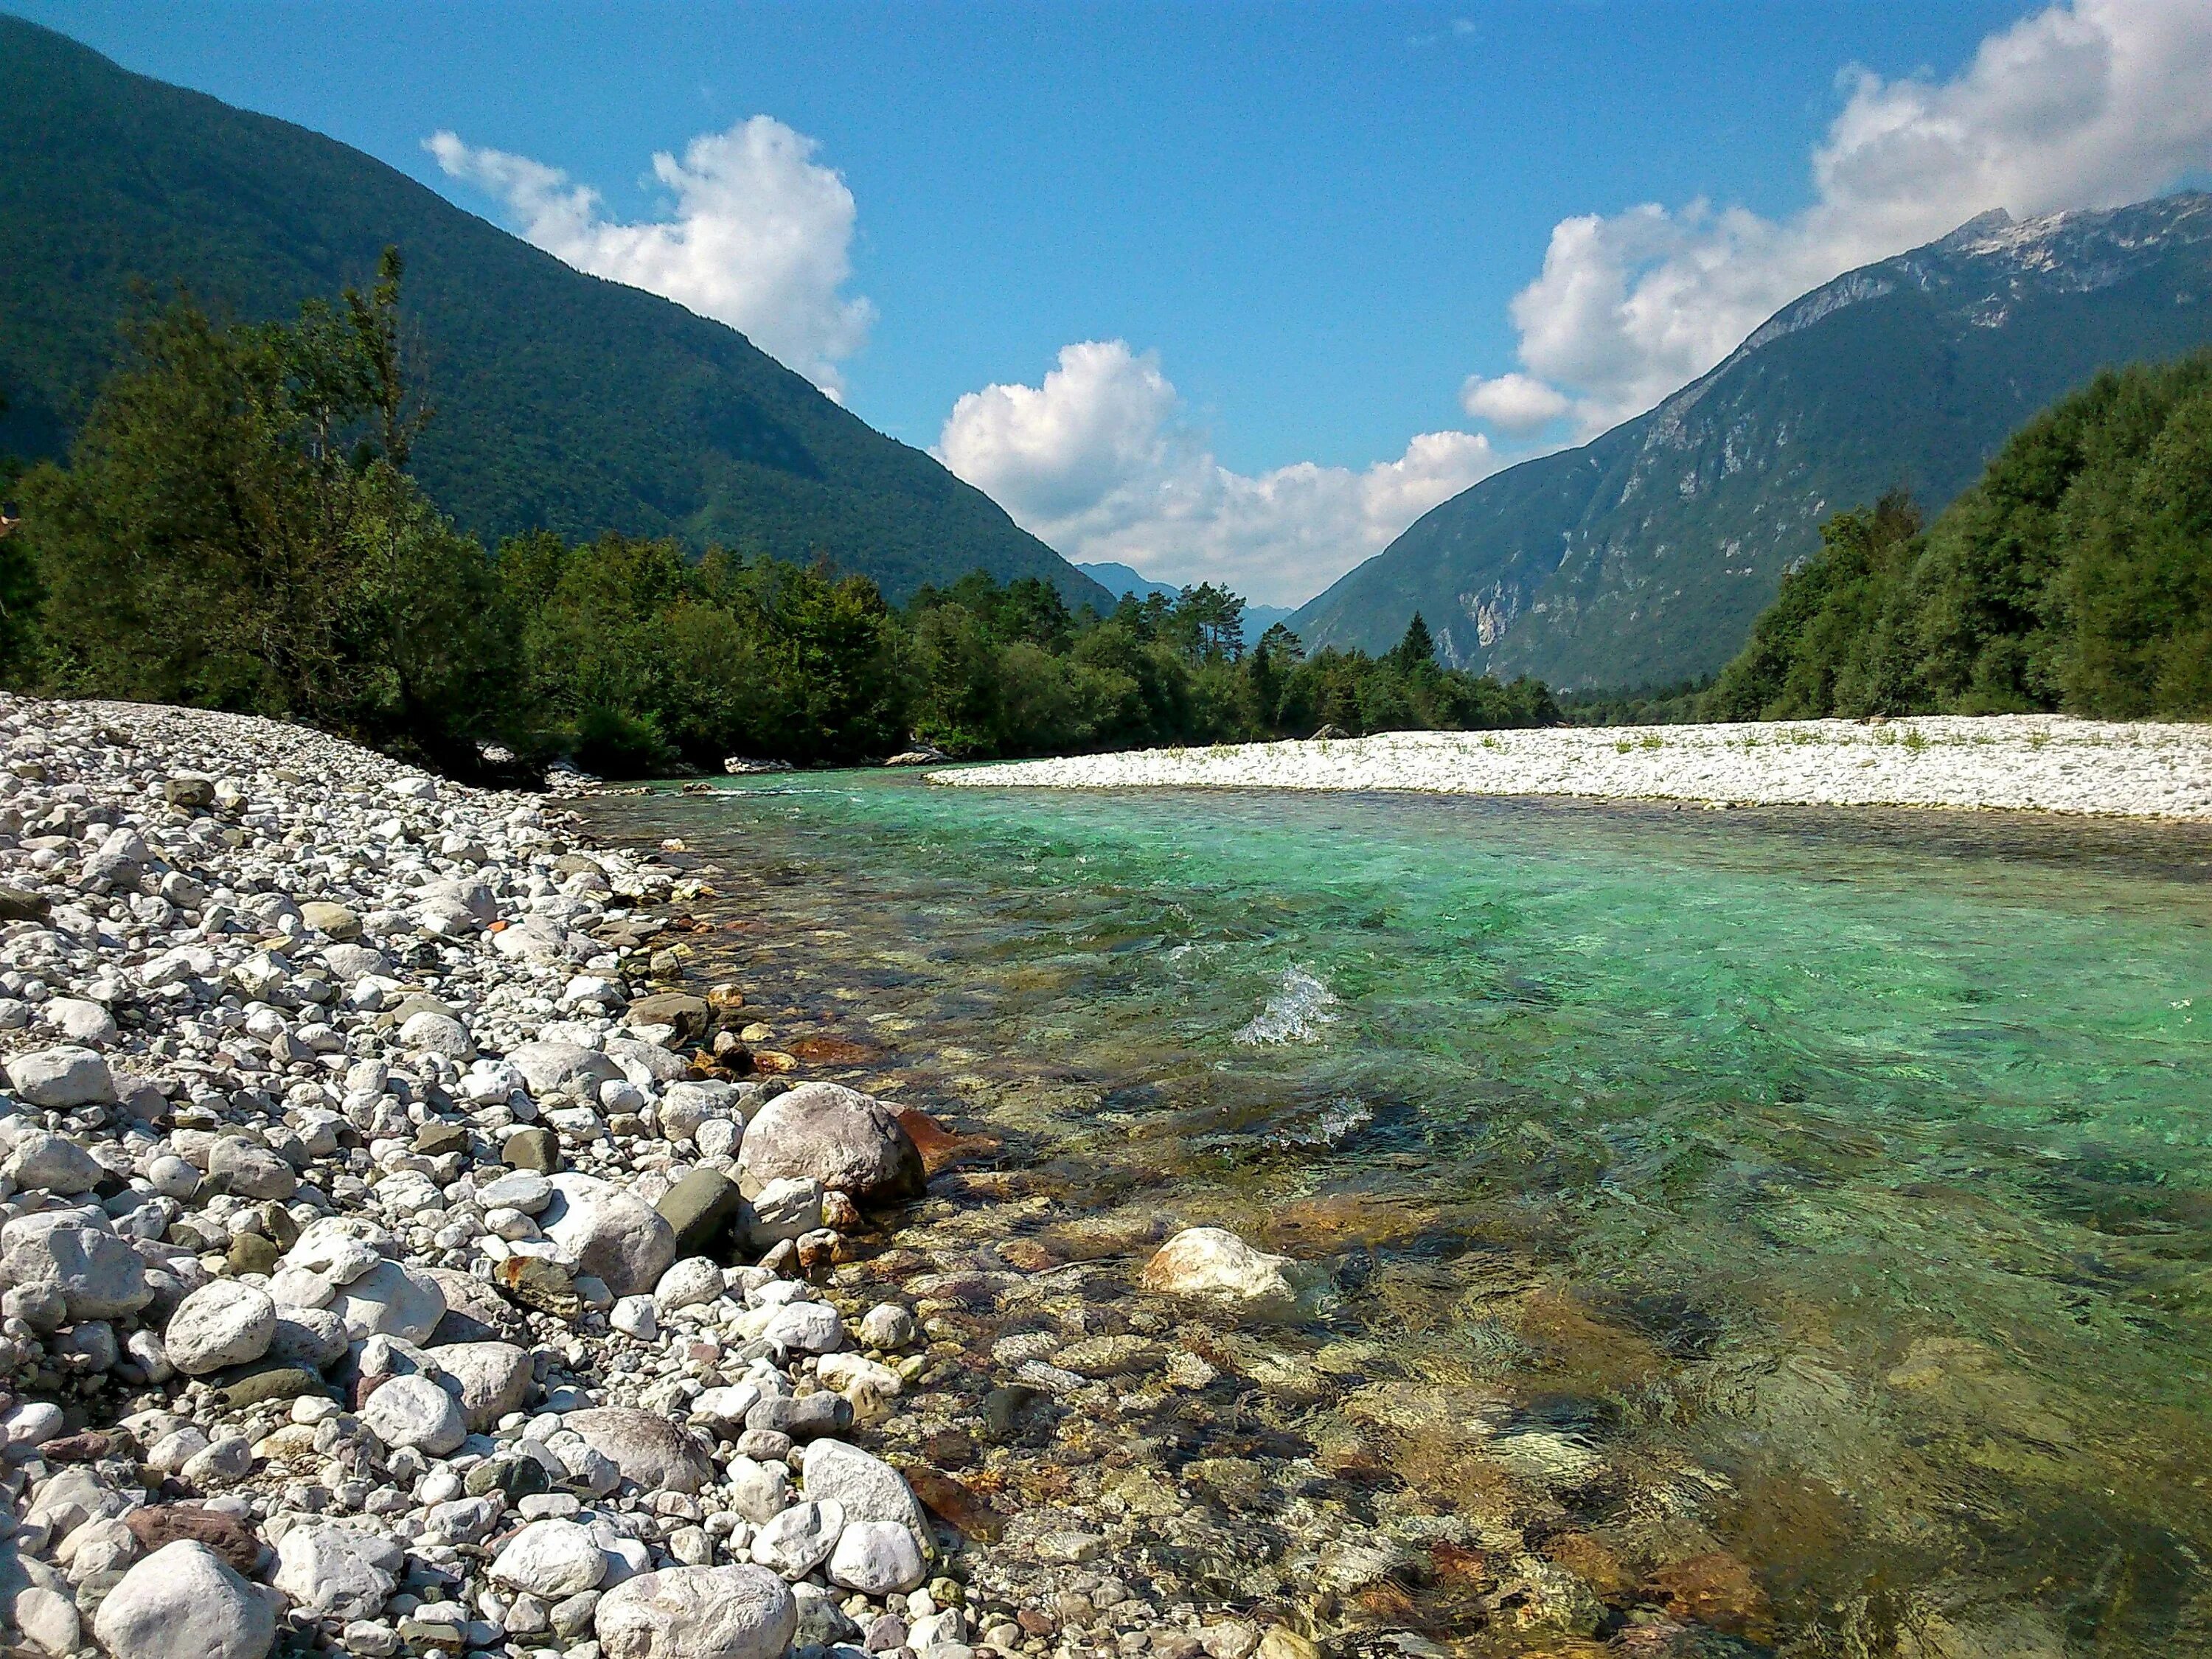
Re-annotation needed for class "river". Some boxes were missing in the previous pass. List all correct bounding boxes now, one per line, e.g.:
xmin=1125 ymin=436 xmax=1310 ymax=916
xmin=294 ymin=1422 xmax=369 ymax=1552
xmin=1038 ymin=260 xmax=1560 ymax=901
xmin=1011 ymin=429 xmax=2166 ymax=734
xmin=582 ymin=774 xmax=2212 ymax=1656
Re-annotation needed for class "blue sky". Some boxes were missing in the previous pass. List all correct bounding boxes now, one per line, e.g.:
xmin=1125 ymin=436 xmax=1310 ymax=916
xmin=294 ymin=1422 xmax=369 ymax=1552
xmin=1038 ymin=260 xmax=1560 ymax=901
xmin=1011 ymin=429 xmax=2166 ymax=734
xmin=13 ymin=1 xmax=2211 ymax=602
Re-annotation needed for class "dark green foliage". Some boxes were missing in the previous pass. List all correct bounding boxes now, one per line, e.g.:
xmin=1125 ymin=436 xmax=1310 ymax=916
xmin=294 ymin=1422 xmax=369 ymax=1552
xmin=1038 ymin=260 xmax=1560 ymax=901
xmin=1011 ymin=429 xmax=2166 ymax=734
xmin=1292 ymin=195 xmax=2212 ymax=689
xmin=11 ymin=266 xmax=509 ymax=764
xmin=901 ymin=577 xmax=1557 ymax=762
xmin=499 ymin=536 xmax=909 ymax=770
xmin=1391 ymin=612 xmax=1436 ymax=672
xmin=1556 ymin=677 xmax=1714 ymax=727
xmin=0 ymin=16 xmax=1107 ymax=609
xmin=1706 ymin=352 xmax=2212 ymax=720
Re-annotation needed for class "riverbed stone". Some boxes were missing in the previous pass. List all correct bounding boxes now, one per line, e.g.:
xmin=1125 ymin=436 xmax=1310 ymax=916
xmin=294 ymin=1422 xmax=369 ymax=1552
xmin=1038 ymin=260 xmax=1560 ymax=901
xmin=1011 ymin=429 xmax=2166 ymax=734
xmin=655 ymin=1168 xmax=745 ymax=1256
xmin=5 ymin=1046 xmax=116 ymax=1107
xmin=361 ymin=1373 xmax=467 ymax=1455
xmin=827 ymin=1521 xmax=928 ymax=1596
xmin=736 ymin=1083 xmax=925 ymax=1205
xmin=540 ymin=1174 xmax=677 ymax=1296
xmin=5 ymin=1130 xmax=104 ymax=1194
xmin=332 ymin=1257 xmax=445 ymax=1342
xmin=491 ymin=1519 xmax=608 ymax=1598
xmin=273 ymin=1519 xmax=402 ymax=1621
xmin=4 ymin=1214 xmax=151 ymax=1321
xmin=562 ymin=1407 xmax=714 ymax=1493
xmin=798 ymin=1440 xmax=931 ymax=1554
xmin=431 ymin=1340 xmax=533 ymax=1429
xmin=93 ymin=1540 xmax=276 ymax=1659
xmin=594 ymin=1565 xmax=796 ymax=1659
xmin=164 ymin=1281 xmax=277 ymax=1375
xmin=1140 ymin=1226 xmax=1309 ymax=1317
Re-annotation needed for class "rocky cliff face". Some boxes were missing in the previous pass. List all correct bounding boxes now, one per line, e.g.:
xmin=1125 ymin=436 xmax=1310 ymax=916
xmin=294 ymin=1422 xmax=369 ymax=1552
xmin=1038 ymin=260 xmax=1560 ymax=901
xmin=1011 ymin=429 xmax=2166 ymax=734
xmin=1290 ymin=192 xmax=2212 ymax=687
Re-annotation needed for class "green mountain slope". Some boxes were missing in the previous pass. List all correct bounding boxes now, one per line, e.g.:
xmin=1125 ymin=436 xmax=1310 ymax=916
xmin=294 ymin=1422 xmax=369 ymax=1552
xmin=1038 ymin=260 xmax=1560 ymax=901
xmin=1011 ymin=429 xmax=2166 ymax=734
xmin=1290 ymin=194 xmax=2212 ymax=687
xmin=0 ymin=17 xmax=1108 ymax=608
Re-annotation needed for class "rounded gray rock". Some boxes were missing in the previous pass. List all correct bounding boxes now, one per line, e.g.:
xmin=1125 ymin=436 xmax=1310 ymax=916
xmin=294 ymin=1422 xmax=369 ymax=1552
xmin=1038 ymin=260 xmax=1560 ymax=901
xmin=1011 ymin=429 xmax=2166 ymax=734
xmin=5 ymin=1046 xmax=116 ymax=1108
xmin=798 ymin=1439 xmax=931 ymax=1551
xmin=541 ymin=1175 xmax=677 ymax=1298
xmin=826 ymin=1520 xmax=927 ymax=1596
xmin=164 ymin=1281 xmax=277 ymax=1375
xmin=2 ymin=1215 xmax=150 ymax=1322
xmin=561 ymin=1407 xmax=714 ymax=1494
xmin=734 ymin=1083 xmax=925 ymax=1205
xmin=93 ymin=1540 xmax=275 ymax=1659
xmin=594 ymin=1565 xmax=796 ymax=1659
xmin=361 ymin=1372 xmax=466 ymax=1455
xmin=490 ymin=1519 xmax=607 ymax=1598
xmin=431 ymin=1340 xmax=532 ymax=1430
xmin=5 ymin=1130 xmax=104 ymax=1194
xmin=332 ymin=1258 xmax=445 ymax=1342
xmin=206 ymin=1137 xmax=297 ymax=1202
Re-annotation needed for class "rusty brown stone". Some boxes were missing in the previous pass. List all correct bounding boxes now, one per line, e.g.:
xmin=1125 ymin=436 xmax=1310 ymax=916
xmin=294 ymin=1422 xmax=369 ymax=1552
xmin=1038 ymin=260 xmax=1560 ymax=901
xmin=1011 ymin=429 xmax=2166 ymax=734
xmin=903 ymin=1464 xmax=1007 ymax=1542
xmin=996 ymin=1238 xmax=1062 ymax=1273
xmin=39 ymin=1431 xmax=116 ymax=1463
xmin=892 ymin=1107 xmax=998 ymax=1175
xmin=1649 ymin=1551 xmax=1771 ymax=1638
xmin=786 ymin=1034 xmax=877 ymax=1065
xmin=124 ymin=1504 xmax=262 ymax=1573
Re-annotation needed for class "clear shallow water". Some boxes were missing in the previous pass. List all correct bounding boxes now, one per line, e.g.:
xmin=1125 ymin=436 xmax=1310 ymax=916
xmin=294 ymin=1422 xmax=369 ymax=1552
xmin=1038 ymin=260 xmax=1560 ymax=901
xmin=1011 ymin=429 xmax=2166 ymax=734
xmin=591 ymin=778 xmax=2212 ymax=1654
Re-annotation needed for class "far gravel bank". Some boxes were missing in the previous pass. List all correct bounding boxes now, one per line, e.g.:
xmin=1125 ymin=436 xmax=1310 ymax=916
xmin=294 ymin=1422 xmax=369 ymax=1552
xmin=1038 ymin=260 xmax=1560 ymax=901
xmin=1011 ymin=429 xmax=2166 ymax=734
xmin=930 ymin=716 xmax=2212 ymax=819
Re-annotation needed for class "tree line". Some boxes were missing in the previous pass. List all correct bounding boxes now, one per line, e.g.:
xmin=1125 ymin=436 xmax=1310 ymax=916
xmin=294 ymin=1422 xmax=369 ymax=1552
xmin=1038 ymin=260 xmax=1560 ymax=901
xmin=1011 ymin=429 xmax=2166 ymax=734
xmin=1707 ymin=349 xmax=2212 ymax=722
xmin=0 ymin=257 xmax=1558 ymax=776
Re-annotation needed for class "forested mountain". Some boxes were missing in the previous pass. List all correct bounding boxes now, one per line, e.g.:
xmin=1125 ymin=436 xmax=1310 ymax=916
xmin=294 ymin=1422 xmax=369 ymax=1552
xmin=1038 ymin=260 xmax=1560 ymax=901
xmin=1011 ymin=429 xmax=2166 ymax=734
xmin=0 ymin=16 xmax=1108 ymax=607
xmin=1290 ymin=193 xmax=2212 ymax=687
xmin=1708 ymin=350 xmax=2212 ymax=720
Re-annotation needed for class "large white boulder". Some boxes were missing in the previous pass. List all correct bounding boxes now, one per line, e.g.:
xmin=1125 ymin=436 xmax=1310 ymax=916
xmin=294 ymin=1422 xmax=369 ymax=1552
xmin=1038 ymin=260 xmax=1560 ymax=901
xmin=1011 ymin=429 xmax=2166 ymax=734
xmin=594 ymin=1565 xmax=796 ymax=1659
xmin=93 ymin=1541 xmax=275 ymax=1659
xmin=735 ymin=1083 xmax=924 ymax=1205
xmin=163 ymin=1282 xmax=276 ymax=1375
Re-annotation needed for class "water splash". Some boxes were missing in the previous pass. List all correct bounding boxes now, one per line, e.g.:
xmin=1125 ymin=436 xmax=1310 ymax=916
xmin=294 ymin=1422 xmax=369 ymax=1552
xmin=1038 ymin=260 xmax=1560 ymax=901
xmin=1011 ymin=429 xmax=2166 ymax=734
xmin=1235 ymin=964 xmax=1340 ymax=1045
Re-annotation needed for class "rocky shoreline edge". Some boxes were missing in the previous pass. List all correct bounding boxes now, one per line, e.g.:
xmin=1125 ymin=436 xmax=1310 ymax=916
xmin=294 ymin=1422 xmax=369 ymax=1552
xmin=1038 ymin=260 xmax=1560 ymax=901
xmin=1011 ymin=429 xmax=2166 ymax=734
xmin=929 ymin=714 xmax=2212 ymax=819
xmin=0 ymin=696 xmax=1313 ymax=1659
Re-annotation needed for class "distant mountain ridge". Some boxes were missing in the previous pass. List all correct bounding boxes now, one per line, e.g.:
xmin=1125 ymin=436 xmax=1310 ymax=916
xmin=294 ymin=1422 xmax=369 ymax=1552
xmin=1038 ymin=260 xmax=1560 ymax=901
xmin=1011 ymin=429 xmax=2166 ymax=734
xmin=1290 ymin=192 xmax=2212 ymax=687
xmin=0 ymin=16 xmax=1109 ymax=608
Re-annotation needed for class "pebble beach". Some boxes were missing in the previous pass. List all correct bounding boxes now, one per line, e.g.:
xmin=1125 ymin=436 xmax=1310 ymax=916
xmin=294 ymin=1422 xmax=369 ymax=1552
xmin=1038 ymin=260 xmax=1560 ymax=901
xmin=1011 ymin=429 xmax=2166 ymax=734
xmin=0 ymin=696 xmax=1312 ymax=1659
xmin=930 ymin=715 xmax=2212 ymax=819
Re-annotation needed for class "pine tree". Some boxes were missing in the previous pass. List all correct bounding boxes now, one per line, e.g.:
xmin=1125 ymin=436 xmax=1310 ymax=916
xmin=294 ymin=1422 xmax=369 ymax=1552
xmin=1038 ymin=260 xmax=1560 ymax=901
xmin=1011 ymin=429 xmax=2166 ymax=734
xmin=1394 ymin=611 xmax=1436 ymax=670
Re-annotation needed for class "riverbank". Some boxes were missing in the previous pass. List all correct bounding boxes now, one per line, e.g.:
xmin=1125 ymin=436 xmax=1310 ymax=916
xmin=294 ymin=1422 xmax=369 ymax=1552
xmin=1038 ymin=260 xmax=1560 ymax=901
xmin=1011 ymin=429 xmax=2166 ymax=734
xmin=930 ymin=714 xmax=2212 ymax=818
xmin=0 ymin=695 xmax=1298 ymax=1659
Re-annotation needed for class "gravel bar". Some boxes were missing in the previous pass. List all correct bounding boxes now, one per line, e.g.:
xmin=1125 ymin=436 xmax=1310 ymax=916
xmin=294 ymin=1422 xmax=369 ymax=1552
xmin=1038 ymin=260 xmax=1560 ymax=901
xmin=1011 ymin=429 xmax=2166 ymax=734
xmin=930 ymin=715 xmax=2212 ymax=819
xmin=0 ymin=695 xmax=1298 ymax=1659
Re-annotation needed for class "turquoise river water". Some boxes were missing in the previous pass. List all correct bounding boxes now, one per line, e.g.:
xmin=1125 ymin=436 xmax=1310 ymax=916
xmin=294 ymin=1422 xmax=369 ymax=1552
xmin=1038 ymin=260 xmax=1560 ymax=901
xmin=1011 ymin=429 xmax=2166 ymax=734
xmin=589 ymin=775 xmax=2212 ymax=1657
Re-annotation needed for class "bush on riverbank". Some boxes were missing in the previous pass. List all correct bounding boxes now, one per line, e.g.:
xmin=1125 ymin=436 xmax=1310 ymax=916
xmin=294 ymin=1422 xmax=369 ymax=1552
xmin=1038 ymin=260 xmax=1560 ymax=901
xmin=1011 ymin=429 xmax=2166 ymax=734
xmin=0 ymin=260 xmax=1561 ymax=773
xmin=1709 ymin=349 xmax=2212 ymax=720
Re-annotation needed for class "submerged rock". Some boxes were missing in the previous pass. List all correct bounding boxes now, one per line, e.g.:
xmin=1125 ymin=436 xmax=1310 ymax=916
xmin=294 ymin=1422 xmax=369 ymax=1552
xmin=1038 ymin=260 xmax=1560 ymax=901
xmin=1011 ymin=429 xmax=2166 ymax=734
xmin=1141 ymin=1226 xmax=1312 ymax=1317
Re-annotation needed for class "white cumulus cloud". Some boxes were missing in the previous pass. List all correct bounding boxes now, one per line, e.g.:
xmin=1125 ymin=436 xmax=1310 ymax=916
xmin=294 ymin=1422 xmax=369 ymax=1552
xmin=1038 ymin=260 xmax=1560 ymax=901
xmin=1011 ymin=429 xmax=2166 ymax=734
xmin=936 ymin=341 xmax=1501 ymax=607
xmin=1464 ymin=0 xmax=2212 ymax=439
xmin=427 ymin=117 xmax=874 ymax=398
xmin=1459 ymin=371 xmax=1573 ymax=433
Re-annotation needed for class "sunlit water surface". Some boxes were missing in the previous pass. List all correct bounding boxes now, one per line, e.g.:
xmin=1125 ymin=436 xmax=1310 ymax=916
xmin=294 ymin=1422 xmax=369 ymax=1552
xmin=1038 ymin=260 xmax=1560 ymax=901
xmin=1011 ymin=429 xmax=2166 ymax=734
xmin=584 ymin=775 xmax=2212 ymax=1655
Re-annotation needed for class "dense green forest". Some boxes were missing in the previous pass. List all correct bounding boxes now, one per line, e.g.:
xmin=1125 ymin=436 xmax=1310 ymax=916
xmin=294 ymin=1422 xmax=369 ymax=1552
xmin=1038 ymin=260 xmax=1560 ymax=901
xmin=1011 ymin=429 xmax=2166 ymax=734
xmin=1707 ymin=349 xmax=2212 ymax=721
xmin=0 ymin=265 xmax=1557 ymax=776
